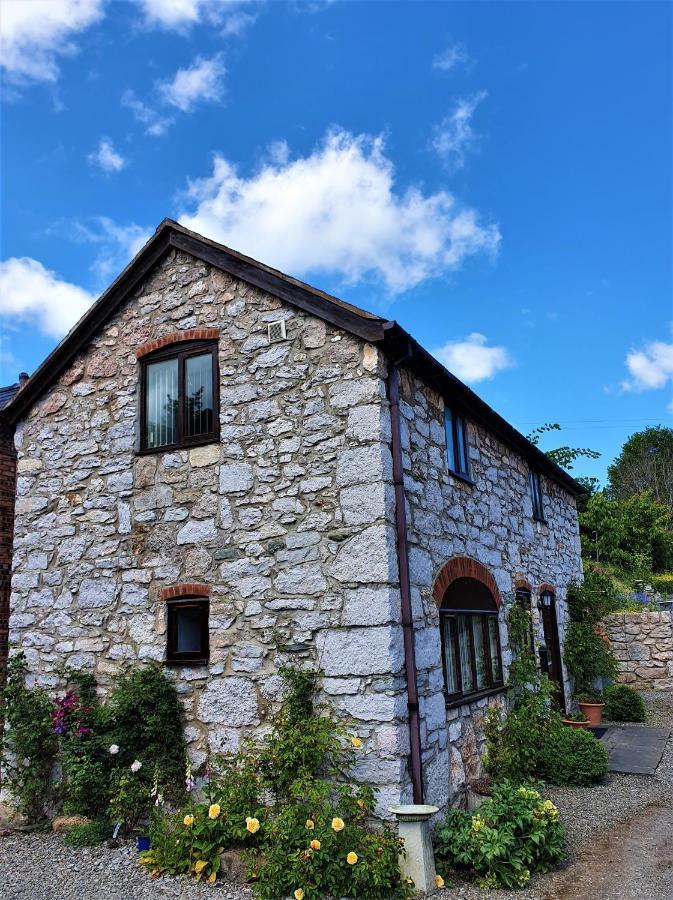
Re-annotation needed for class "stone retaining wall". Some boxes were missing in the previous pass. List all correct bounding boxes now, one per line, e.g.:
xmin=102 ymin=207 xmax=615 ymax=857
xmin=603 ymin=611 xmax=673 ymax=689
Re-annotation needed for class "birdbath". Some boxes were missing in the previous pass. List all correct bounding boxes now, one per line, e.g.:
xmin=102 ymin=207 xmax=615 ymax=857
xmin=390 ymin=804 xmax=439 ymax=893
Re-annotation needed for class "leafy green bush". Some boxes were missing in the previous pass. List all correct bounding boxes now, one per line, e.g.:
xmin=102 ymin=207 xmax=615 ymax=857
xmin=54 ymin=671 xmax=113 ymax=819
xmin=651 ymin=573 xmax=673 ymax=595
xmin=538 ymin=726 xmax=608 ymax=786
xmin=0 ymin=653 xmax=58 ymax=822
xmin=434 ymin=782 xmax=566 ymax=889
xmin=563 ymin=622 xmax=617 ymax=698
xmin=109 ymin=665 xmax=186 ymax=802
xmin=604 ymin=684 xmax=646 ymax=722
xmin=566 ymin=574 xmax=616 ymax=625
xmin=63 ymin=821 xmax=111 ymax=847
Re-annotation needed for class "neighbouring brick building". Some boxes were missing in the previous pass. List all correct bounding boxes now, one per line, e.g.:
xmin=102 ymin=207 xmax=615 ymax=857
xmin=0 ymin=220 xmax=583 ymax=815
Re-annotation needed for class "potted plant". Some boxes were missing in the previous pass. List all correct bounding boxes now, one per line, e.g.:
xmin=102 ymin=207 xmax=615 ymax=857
xmin=561 ymin=712 xmax=590 ymax=730
xmin=577 ymin=690 xmax=605 ymax=726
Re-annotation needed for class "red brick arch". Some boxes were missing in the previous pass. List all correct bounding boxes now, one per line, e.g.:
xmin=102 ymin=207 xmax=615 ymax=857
xmin=136 ymin=329 xmax=220 ymax=359
xmin=432 ymin=556 xmax=502 ymax=608
xmin=538 ymin=582 xmax=556 ymax=596
xmin=514 ymin=577 xmax=533 ymax=593
xmin=159 ymin=583 xmax=210 ymax=601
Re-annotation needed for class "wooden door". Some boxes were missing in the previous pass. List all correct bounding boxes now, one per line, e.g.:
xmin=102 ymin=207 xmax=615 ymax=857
xmin=541 ymin=595 xmax=566 ymax=711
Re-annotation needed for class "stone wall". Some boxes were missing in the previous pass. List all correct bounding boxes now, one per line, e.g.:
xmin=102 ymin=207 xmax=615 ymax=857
xmin=603 ymin=611 xmax=673 ymax=689
xmin=0 ymin=416 xmax=16 ymax=690
xmin=8 ymin=248 xmax=410 ymax=815
xmin=395 ymin=369 xmax=583 ymax=809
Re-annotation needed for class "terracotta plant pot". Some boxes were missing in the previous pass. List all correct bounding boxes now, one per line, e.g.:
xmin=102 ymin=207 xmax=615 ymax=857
xmin=578 ymin=702 xmax=605 ymax=726
xmin=561 ymin=718 xmax=590 ymax=729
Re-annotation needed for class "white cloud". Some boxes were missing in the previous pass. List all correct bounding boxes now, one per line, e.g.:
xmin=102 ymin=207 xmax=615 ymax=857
xmin=179 ymin=129 xmax=500 ymax=293
xmin=138 ymin=0 xmax=253 ymax=34
xmin=87 ymin=137 xmax=125 ymax=173
xmin=0 ymin=258 xmax=94 ymax=338
xmin=0 ymin=0 xmax=104 ymax=85
xmin=159 ymin=55 xmax=225 ymax=112
xmin=433 ymin=41 xmax=469 ymax=72
xmin=432 ymin=91 xmax=487 ymax=171
xmin=621 ymin=339 xmax=673 ymax=398
xmin=65 ymin=217 xmax=152 ymax=282
xmin=121 ymin=89 xmax=174 ymax=137
xmin=431 ymin=333 xmax=513 ymax=383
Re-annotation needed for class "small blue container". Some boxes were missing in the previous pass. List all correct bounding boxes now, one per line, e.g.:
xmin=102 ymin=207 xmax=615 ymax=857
xmin=136 ymin=835 xmax=151 ymax=852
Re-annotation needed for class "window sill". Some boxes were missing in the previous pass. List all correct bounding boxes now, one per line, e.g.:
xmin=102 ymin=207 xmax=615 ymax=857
xmin=136 ymin=436 xmax=220 ymax=457
xmin=448 ymin=469 xmax=475 ymax=488
xmin=446 ymin=684 xmax=506 ymax=710
xmin=164 ymin=658 xmax=209 ymax=667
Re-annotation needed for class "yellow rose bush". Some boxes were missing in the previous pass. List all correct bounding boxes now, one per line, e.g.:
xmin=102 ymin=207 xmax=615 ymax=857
xmin=143 ymin=665 xmax=410 ymax=897
xmin=434 ymin=780 xmax=566 ymax=890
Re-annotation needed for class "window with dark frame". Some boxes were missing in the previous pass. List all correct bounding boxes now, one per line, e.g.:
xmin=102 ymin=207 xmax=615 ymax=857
xmin=166 ymin=598 xmax=209 ymax=665
xmin=444 ymin=407 xmax=471 ymax=479
xmin=529 ymin=470 xmax=545 ymax=521
xmin=140 ymin=340 xmax=219 ymax=452
xmin=439 ymin=576 xmax=504 ymax=705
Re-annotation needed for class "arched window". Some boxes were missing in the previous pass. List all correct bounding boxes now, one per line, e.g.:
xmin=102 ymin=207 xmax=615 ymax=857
xmin=439 ymin=577 xmax=504 ymax=704
xmin=515 ymin=587 xmax=535 ymax=654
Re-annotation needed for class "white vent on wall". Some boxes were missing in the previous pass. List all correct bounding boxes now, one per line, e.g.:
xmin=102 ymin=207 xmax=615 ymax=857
xmin=267 ymin=320 xmax=287 ymax=343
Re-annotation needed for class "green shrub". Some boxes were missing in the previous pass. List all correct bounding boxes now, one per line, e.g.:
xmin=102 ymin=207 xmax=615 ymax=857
xmin=604 ymin=684 xmax=646 ymax=722
xmin=651 ymin=573 xmax=673 ymax=595
xmin=63 ymin=821 xmax=111 ymax=847
xmin=538 ymin=726 xmax=608 ymax=786
xmin=434 ymin=781 xmax=566 ymax=889
xmin=109 ymin=665 xmax=186 ymax=803
xmin=0 ymin=653 xmax=58 ymax=823
xmin=563 ymin=621 xmax=617 ymax=697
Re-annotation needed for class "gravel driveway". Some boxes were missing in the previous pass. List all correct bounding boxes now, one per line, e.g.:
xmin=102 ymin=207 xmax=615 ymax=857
xmin=2 ymin=692 xmax=672 ymax=899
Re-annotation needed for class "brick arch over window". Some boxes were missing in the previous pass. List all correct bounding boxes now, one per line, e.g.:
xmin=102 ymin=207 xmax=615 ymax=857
xmin=538 ymin=582 xmax=556 ymax=596
xmin=136 ymin=329 xmax=220 ymax=359
xmin=159 ymin=583 xmax=211 ymax=601
xmin=432 ymin=556 xmax=502 ymax=608
xmin=514 ymin=577 xmax=533 ymax=593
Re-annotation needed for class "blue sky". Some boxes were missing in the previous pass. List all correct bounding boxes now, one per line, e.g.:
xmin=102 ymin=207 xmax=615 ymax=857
xmin=1 ymin=0 xmax=671 ymax=484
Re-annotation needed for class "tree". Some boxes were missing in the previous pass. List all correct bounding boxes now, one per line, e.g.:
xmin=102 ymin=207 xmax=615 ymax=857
xmin=579 ymin=490 xmax=673 ymax=573
xmin=527 ymin=423 xmax=601 ymax=472
xmin=607 ymin=427 xmax=673 ymax=514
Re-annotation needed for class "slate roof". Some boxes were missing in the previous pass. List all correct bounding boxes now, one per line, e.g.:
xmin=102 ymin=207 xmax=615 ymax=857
xmin=0 ymin=219 xmax=583 ymax=495
xmin=0 ymin=382 xmax=21 ymax=410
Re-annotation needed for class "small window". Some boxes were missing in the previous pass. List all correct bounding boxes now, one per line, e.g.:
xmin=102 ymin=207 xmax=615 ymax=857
xmin=515 ymin=588 xmax=535 ymax=654
xmin=529 ymin=470 xmax=544 ymax=521
xmin=439 ymin=577 xmax=504 ymax=704
xmin=166 ymin=599 xmax=209 ymax=665
xmin=140 ymin=341 xmax=218 ymax=451
xmin=444 ymin=407 xmax=471 ymax=479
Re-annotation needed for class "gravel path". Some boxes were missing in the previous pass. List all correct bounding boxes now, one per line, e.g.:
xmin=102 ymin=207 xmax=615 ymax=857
xmin=2 ymin=692 xmax=672 ymax=899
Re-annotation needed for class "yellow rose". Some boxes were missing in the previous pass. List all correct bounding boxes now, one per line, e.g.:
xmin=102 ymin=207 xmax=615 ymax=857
xmin=310 ymin=839 xmax=321 ymax=850
xmin=346 ymin=852 xmax=358 ymax=865
xmin=435 ymin=874 xmax=445 ymax=888
xmin=305 ymin=819 xmax=315 ymax=830
xmin=183 ymin=814 xmax=194 ymax=827
xmin=246 ymin=817 xmax=260 ymax=834
xmin=351 ymin=737 xmax=362 ymax=749
xmin=357 ymin=799 xmax=365 ymax=810
xmin=294 ymin=891 xmax=305 ymax=900
xmin=331 ymin=817 xmax=345 ymax=832
xmin=208 ymin=803 xmax=221 ymax=820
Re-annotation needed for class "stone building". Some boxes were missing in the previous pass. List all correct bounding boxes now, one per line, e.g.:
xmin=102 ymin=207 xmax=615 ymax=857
xmin=0 ymin=220 xmax=583 ymax=815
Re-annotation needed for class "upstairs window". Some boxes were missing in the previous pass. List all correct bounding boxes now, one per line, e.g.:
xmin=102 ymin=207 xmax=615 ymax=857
xmin=444 ymin=407 xmax=470 ymax=479
xmin=140 ymin=341 xmax=218 ymax=451
xmin=166 ymin=598 xmax=209 ymax=665
xmin=529 ymin=470 xmax=545 ymax=521
xmin=440 ymin=577 xmax=503 ymax=704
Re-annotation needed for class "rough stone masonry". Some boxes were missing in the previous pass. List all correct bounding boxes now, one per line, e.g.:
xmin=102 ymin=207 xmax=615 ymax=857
xmin=6 ymin=243 xmax=583 ymax=815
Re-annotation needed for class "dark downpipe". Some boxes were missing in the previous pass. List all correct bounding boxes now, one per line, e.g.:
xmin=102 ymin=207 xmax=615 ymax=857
xmin=387 ymin=360 xmax=424 ymax=804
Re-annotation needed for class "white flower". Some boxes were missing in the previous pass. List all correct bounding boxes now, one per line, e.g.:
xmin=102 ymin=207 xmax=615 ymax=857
xmin=131 ymin=760 xmax=142 ymax=773
xmin=22 ymin=758 xmax=30 ymax=767
xmin=109 ymin=744 xmax=120 ymax=755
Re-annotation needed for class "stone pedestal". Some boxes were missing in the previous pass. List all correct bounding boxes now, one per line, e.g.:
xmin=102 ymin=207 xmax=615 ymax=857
xmin=390 ymin=804 xmax=439 ymax=894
